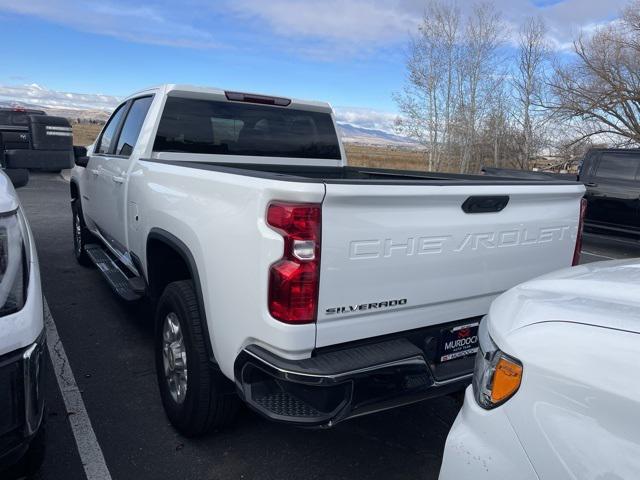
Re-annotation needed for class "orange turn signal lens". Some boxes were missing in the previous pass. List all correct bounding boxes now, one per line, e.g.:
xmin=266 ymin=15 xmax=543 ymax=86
xmin=490 ymin=356 xmax=523 ymax=404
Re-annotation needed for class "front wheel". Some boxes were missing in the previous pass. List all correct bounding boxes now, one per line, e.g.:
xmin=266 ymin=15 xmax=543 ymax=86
xmin=154 ymin=280 xmax=238 ymax=436
xmin=71 ymin=201 xmax=93 ymax=267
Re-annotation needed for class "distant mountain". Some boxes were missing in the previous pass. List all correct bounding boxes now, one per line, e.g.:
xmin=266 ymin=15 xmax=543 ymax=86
xmin=337 ymin=123 xmax=419 ymax=147
xmin=0 ymin=99 xmax=111 ymax=122
xmin=0 ymin=84 xmax=119 ymax=113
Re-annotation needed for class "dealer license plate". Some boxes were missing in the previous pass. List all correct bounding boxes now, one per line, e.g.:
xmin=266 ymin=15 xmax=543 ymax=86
xmin=438 ymin=322 xmax=479 ymax=363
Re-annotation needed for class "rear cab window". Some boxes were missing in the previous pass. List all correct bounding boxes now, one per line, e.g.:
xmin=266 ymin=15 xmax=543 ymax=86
xmin=595 ymin=153 xmax=640 ymax=181
xmin=153 ymin=96 xmax=341 ymax=160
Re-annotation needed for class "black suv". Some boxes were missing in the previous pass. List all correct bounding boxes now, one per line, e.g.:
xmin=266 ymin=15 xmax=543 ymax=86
xmin=483 ymin=149 xmax=640 ymax=236
xmin=579 ymin=148 xmax=640 ymax=235
xmin=0 ymin=108 xmax=74 ymax=173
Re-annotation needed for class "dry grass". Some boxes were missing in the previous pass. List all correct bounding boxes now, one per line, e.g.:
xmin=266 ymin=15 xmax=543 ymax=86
xmin=72 ymin=123 xmax=429 ymax=172
xmin=72 ymin=123 xmax=102 ymax=146
xmin=344 ymin=144 xmax=427 ymax=171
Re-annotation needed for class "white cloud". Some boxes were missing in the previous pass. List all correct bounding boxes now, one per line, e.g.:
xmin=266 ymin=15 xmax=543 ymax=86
xmin=0 ymin=0 xmax=221 ymax=49
xmin=334 ymin=106 xmax=400 ymax=132
xmin=493 ymin=0 xmax=628 ymax=50
xmin=222 ymin=0 xmax=629 ymax=55
xmin=0 ymin=84 xmax=120 ymax=111
xmin=226 ymin=0 xmax=418 ymax=45
xmin=0 ymin=0 xmax=629 ymax=57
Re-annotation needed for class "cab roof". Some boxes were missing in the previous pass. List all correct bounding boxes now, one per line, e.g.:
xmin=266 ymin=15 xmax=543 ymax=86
xmin=124 ymin=84 xmax=334 ymax=113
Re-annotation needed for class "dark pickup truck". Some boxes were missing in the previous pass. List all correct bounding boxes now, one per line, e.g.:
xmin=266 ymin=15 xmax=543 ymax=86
xmin=483 ymin=148 xmax=640 ymax=236
xmin=0 ymin=107 xmax=74 ymax=173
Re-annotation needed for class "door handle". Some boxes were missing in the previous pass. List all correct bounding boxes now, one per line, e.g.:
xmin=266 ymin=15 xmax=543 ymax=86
xmin=112 ymin=176 xmax=125 ymax=184
xmin=90 ymin=169 xmax=100 ymax=176
xmin=585 ymin=182 xmax=598 ymax=187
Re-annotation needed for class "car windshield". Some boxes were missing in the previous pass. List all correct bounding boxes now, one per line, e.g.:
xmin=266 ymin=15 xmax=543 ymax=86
xmin=154 ymin=96 xmax=341 ymax=160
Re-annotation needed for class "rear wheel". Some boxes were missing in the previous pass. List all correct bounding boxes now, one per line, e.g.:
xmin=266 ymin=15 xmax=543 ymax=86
xmin=155 ymin=280 xmax=238 ymax=436
xmin=71 ymin=200 xmax=93 ymax=267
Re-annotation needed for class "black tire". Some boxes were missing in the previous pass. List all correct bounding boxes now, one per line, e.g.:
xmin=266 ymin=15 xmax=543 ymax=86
xmin=71 ymin=200 xmax=94 ymax=267
xmin=155 ymin=280 xmax=238 ymax=436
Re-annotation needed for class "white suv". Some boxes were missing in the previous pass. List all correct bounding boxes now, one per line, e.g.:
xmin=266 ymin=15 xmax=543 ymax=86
xmin=0 ymin=170 xmax=46 ymax=477
xmin=439 ymin=259 xmax=640 ymax=479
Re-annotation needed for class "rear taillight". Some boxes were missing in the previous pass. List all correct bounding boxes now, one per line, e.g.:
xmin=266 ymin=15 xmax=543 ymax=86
xmin=572 ymin=198 xmax=587 ymax=266
xmin=267 ymin=203 xmax=321 ymax=324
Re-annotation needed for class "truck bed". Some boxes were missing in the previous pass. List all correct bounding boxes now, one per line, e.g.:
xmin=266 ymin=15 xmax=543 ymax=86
xmin=148 ymin=158 xmax=579 ymax=186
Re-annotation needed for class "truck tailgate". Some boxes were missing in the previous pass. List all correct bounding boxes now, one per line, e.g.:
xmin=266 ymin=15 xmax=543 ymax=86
xmin=316 ymin=182 xmax=585 ymax=347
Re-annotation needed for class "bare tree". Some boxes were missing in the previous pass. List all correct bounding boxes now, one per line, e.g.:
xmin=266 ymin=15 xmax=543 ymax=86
xmin=394 ymin=1 xmax=460 ymax=171
xmin=482 ymin=84 xmax=516 ymax=168
xmin=456 ymin=3 xmax=504 ymax=172
xmin=547 ymin=1 xmax=640 ymax=144
xmin=512 ymin=17 xmax=549 ymax=168
xmin=395 ymin=1 xmax=504 ymax=173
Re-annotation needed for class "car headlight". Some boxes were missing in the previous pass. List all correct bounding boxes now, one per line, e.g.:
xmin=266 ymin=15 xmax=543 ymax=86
xmin=472 ymin=317 xmax=523 ymax=409
xmin=0 ymin=209 xmax=29 ymax=316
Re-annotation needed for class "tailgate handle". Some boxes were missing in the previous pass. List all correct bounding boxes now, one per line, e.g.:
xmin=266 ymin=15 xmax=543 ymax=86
xmin=462 ymin=195 xmax=509 ymax=214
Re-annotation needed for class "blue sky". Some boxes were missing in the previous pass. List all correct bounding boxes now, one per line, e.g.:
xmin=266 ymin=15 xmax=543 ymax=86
xmin=0 ymin=0 xmax=628 ymax=130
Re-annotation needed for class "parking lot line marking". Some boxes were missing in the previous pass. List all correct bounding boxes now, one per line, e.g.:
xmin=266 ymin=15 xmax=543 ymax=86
xmin=44 ymin=301 xmax=113 ymax=480
xmin=582 ymin=250 xmax=617 ymax=260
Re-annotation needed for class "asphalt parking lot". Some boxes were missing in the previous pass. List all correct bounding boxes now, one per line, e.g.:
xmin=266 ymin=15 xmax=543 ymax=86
xmin=16 ymin=172 xmax=640 ymax=480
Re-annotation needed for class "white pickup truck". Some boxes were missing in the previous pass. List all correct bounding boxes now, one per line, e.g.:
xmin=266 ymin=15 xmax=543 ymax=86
xmin=70 ymin=84 xmax=586 ymax=436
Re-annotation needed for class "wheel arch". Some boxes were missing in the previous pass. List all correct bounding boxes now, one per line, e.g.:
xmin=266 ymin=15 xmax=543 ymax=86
xmin=146 ymin=228 xmax=218 ymax=366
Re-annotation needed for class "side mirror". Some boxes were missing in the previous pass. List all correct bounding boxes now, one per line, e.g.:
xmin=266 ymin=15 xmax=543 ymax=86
xmin=5 ymin=168 xmax=29 ymax=189
xmin=73 ymin=146 xmax=89 ymax=168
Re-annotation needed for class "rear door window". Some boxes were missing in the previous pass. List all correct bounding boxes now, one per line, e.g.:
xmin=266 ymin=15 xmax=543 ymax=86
xmin=154 ymin=97 xmax=341 ymax=160
xmin=595 ymin=153 xmax=640 ymax=180
xmin=96 ymin=103 xmax=127 ymax=155
xmin=115 ymin=96 xmax=153 ymax=156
